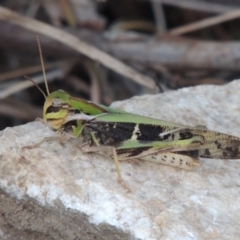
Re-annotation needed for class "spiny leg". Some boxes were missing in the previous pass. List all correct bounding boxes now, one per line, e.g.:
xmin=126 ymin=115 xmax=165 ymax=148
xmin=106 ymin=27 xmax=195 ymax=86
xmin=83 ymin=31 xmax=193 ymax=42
xmin=139 ymin=152 xmax=201 ymax=170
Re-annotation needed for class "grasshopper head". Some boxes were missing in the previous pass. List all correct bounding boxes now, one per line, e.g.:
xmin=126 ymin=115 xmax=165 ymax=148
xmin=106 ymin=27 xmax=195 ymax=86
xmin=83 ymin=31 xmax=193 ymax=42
xmin=43 ymin=90 xmax=71 ymax=130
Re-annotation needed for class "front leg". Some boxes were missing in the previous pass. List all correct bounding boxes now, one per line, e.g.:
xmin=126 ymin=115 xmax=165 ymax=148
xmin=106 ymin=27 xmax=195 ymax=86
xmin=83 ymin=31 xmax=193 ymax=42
xmin=22 ymin=134 xmax=71 ymax=149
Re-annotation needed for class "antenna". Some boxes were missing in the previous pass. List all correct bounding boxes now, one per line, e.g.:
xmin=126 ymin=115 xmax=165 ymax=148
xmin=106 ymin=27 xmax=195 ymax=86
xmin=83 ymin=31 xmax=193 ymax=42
xmin=36 ymin=35 xmax=50 ymax=95
xmin=24 ymin=76 xmax=47 ymax=99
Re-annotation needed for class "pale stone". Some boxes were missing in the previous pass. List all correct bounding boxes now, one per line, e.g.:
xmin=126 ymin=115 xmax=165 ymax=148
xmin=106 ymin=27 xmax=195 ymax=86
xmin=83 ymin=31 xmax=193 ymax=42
xmin=1 ymin=80 xmax=240 ymax=239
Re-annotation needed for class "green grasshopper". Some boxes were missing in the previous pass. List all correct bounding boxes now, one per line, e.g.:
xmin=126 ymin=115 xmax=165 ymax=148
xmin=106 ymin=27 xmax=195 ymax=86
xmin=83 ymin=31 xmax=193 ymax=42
xmin=34 ymin=87 xmax=240 ymax=189
xmin=27 ymin=38 xmax=240 ymax=189
xmin=31 ymin=81 xmax=240 ymax=188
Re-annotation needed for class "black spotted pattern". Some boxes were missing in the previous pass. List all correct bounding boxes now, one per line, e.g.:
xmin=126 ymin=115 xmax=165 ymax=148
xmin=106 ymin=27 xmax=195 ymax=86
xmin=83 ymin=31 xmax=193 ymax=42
xmin=117 ymin=147 xmax=150 ymax=158
xmin=215 ymin=140 xmax=222 ymax=149
xmin=82 ymin=121 xmax=240 ymax=160
xmin=86 ymin=122 xmax=135 ymax=145
xmin=137 ymin=124 xmax=164 ymax=141
xmin=179 ymin=132 xmax=193 ymax=140
xmin=176 ymin=150 xmax=200 ymax=158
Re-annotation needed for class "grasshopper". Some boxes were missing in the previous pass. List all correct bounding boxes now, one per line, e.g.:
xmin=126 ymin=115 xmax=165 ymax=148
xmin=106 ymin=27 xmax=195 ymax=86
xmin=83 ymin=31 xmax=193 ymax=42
xmin=35 ymin=88 xmax=240 ymax=189
xmin=27 ymin=38 xmax=240 ymax=189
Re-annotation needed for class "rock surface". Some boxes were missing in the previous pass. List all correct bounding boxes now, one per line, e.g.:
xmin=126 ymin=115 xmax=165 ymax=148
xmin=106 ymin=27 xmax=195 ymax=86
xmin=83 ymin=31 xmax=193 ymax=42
xmin=1 ymin=80 xmax=240 ymax=239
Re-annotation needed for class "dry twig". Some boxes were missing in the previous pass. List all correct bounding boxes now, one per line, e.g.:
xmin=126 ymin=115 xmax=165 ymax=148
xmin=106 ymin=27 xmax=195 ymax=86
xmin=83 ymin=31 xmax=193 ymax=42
xmin=149 ymin=0 xmax=235 ymax=13
xmin=169 ymin=9 xmax=240 ymax=35
xmin=1 ymin=23 xmax=240 ymax=71
xmin=0 ymin=6 xmax=156 ymax=90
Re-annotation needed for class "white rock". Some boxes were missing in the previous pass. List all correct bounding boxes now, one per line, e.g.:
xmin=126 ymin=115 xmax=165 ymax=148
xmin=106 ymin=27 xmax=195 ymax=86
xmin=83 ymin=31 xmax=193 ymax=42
xmin=0 ymin=80 xmax=240 ymax=239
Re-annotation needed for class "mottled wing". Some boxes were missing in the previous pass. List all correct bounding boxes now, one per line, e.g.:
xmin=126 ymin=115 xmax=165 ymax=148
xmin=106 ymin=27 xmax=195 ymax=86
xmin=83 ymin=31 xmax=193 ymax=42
xmin=176 ymin=128 xmax=240 ymax=159
xmin=85 ymin=121 xmax=240 ymax=160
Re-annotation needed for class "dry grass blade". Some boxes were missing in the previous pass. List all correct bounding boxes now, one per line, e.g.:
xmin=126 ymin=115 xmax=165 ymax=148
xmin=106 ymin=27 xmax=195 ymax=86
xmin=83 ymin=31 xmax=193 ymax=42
xmin=152 ymin=0 xmax=235 ymax=13
xmin=169 ymin=9 xmax=240 ymax=35
xmin=0 ymin=6 xmax=156 ymax=90
xmin=0 ymin=68 xmax=63 ymax=99
xmin=0 ymin=60 xmax=68 ymax=82
xmin=151 ymin=0 xmax=166 ymax=34
xmin=59 ymin=0 xmax=76 ymax=27
xmin=85 ymin=61 xmax=101 ymax=103
xmin=0 ymin=59 xmax=75 ymax=99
